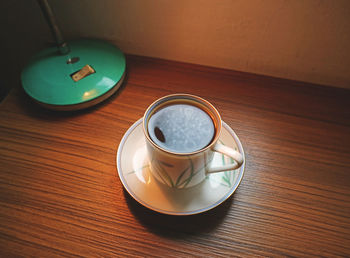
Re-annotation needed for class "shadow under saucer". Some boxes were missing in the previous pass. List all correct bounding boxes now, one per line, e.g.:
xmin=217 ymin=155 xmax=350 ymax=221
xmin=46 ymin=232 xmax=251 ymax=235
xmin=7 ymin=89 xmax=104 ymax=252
xmin=123 ymin=188 xmax=234 ymax=239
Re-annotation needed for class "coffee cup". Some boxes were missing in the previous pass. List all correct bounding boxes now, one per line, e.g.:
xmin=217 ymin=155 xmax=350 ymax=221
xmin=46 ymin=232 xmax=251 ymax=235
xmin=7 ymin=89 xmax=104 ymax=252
xmin=142 ymin=94 xmax=244 ymax=189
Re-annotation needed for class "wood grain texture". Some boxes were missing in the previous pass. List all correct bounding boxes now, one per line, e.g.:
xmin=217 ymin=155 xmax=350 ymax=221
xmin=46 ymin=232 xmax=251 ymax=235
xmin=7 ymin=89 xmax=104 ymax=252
xmin=0 ymin=55 xmax=349 ymax=257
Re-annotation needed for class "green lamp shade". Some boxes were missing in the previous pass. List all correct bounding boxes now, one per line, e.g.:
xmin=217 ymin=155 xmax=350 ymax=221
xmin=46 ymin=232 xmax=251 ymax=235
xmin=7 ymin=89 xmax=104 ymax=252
xmin=21 ymin=39 xmax=126 ymax=110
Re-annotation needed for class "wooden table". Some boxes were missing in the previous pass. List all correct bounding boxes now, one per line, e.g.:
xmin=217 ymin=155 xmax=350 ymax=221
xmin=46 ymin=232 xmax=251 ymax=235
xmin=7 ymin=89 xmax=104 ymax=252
xmin=1 ymin=55 xmax=349 ymax=257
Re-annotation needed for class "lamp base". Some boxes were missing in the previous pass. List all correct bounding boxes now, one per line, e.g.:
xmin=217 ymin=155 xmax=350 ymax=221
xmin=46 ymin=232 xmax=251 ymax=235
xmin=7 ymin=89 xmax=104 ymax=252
xmin=21 ymin=39 xmax=126 ymax=111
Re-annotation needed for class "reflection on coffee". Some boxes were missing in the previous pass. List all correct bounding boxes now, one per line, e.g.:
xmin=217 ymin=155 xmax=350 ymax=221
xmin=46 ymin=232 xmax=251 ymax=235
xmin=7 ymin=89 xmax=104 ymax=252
xmin=148 ymin=104 xmax=215 ymax=153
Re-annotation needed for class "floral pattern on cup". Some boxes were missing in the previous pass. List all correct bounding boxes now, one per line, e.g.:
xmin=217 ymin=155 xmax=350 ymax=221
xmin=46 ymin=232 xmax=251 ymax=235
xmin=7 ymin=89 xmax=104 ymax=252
xmin=128 ymin=148 xmax=238 ymax=189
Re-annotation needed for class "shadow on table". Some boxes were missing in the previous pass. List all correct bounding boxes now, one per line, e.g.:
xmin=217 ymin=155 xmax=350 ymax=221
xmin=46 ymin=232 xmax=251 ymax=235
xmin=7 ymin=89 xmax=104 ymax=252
xmin=123 ymin=189 xmax=233 ymax=239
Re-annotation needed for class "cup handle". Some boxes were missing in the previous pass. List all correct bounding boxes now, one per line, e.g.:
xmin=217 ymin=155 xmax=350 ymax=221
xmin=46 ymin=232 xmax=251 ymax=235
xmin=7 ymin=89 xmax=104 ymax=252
xmin=206 ymin=143 xmax=244 ymax=174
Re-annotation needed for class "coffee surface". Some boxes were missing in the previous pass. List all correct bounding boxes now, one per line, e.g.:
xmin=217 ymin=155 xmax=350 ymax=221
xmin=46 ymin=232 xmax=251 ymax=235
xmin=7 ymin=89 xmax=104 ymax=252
xmin=148 ymin=104 xmax=215 ymax=153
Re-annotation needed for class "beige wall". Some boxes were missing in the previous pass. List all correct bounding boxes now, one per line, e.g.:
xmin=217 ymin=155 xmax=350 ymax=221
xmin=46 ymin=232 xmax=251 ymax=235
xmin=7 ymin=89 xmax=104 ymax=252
xmin=2 ymin=0 xmax=350 ymax=89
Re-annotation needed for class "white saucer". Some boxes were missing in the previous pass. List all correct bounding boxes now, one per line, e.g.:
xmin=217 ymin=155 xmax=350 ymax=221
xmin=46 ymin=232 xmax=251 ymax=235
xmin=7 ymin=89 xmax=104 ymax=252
xmin=116 ymin=118 xmax=245 ymax=215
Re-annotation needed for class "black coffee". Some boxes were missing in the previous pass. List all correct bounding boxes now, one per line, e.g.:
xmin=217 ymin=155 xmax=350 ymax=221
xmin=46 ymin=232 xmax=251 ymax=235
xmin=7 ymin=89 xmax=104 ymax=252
xmin=147 ymin=104 xmax=215 ymax=153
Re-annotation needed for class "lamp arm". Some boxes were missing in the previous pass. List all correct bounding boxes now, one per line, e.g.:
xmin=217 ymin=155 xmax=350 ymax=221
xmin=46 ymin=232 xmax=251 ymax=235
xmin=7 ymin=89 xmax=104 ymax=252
xmin=37 ymin=0 xmax=70 ymax=55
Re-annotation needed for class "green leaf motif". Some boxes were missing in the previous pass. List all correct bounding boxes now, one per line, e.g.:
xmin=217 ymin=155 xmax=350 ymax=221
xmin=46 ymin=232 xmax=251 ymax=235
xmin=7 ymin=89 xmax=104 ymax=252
xmin=155 ymin=159 xmax=175 ymax=187
xmin=175 ymin=166 xmax=190 ymax=187
xmin=182 ymin=158 xmax=195 ymax=188
xmin=174 ymin=158 xmax=194 ymax=188
xmin=219 ymin=141 xmax=238 ymax=188
xmin=222 ymin=175 xmax=231 ymax=185
xmin=127 ymin=164 xmax=150 ymax=175
xmin=177 ymin=158 xmax=213 ymax=188
xmin=158 ymin=160 xmax=174 ymax=167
